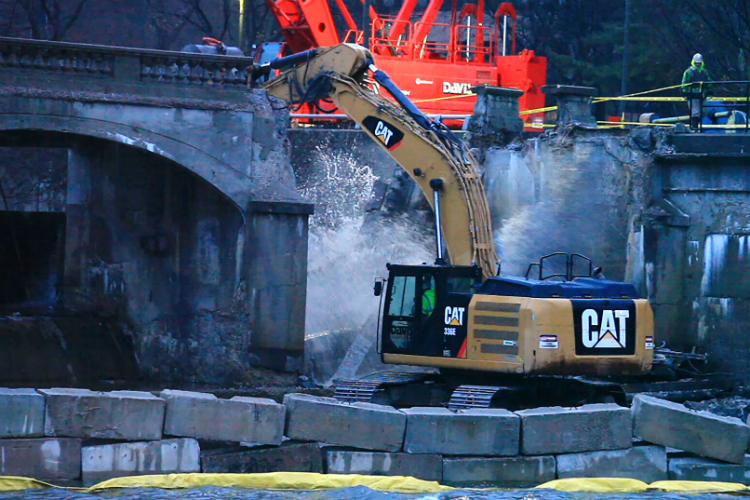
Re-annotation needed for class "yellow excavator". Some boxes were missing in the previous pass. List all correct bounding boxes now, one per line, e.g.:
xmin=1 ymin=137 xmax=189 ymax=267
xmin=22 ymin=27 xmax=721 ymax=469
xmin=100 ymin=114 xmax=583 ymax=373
xmin=252 ymin=45 xmax=714 ymax=409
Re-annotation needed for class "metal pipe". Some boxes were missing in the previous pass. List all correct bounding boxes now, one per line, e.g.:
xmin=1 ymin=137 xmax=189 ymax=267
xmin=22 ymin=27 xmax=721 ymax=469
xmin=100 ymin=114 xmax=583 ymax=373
xmin=502 ymin=15 xmax=507 ymax=56
xmin=430 ymin=179 xmax=445 ymax=265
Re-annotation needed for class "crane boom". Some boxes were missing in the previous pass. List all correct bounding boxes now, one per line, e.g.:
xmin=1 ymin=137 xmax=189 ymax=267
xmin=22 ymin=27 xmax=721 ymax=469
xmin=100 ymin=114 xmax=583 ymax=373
xmin=254 ymin=44 xmax=497 ymax=279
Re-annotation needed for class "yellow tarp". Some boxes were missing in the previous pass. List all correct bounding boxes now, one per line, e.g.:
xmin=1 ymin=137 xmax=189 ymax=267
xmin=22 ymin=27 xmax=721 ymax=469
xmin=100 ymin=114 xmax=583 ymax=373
xmin=91 ymin=472 xmax=453 ymax=494
xmin=0 ymin=476 xmax=56 ymax=491
xmin=649 ymin=480 xmax=748 ymax=493
xmin=2 ymin=472 xmax=750 ymax=494
xmin=536 ymin=478 xmax=650 ymax=492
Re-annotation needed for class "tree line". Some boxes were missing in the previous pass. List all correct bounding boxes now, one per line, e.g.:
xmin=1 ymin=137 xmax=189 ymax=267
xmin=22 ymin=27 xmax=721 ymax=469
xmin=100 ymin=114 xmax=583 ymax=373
xmin=1 ymin=0 xmax=748 ymax=100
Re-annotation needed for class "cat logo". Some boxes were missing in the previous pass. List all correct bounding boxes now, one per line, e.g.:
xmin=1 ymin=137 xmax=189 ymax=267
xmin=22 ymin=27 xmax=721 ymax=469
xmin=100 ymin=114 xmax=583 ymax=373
xmin=362 ymin=116 xmax=405 ymax=150
xmin=581 ymin=309 xmax=629 ymax=348
xmin=573 ymin=300 xmax=636 ymax=356
xmin=374 ymin=121 xmax=394 ymax=146
xmin=444 ymin=306 xmax=465 ymax=326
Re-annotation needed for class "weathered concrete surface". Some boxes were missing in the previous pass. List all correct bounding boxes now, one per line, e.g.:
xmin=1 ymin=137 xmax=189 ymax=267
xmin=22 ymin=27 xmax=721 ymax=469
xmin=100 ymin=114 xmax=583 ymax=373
xmin=161 ymin=390 xmax=284 ymax=445
xmin=41 ymin=388 xmax=165 ymax=440
xmin=326 ymin=450 xmax=442 ymax=481
xmin=556 ymin=446 xmax=667 ymax=483
xmin=0 ymin=438 xmax=81 ymax=481
xmin=283 ymin=393 xmax=406 ymax=451
xmin=0 ymin=388 xmax=45 ymax=437
xmin=632 ymin=395 xmax=750 ymax=464
xmin=0 ymin=37 xmax=313 ymax=383
xmin=81 ymin=438 xmax=199 ymax=486
xmin=403 ymin=407 xmax=520 ymax=456
xmin=669 ymin=456 xmax=750 ymax=483
xmin=442 ymin=456 xmax=556 ymax=487
xmin=201 ymin=442 xmax=323 ymax=474
xmin=517 ymin=404 xmax=631 ymax=455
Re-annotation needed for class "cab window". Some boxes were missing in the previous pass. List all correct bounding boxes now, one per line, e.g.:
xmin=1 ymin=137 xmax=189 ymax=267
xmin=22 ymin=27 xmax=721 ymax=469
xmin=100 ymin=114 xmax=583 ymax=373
xmin=388 ymin=275 xmax=417 ymax=317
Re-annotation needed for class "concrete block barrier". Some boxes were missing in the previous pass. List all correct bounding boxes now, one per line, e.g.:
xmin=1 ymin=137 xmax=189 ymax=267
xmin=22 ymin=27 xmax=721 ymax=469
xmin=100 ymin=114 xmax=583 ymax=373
xmin=556 ymin=445 xmax=667 ymax=483
xmin=202 ymin=442 xmax=323 ymax=473
xmin=517 ymin=403 xmax=631 ymax=455
xmin=283 ymin=393 xmax=406 ymax=451
xmin=81 ymin=438 xmax=200 ymax=486
xmin=669 ymin=456 xmax=750 ymax=483
xmin=326 ymin=450 xmax=442 ymax=481
xmin=160 ymin=390 xmax=284 ymax=445
xmin=403 ymin=407 xmax=520 ymax=456
xmin=442 ymin=456 xmax=555 ymax=487
xmin=0 ymin=438 xmax=81 ymax=481
xmin=0 ymin=388 xmax=45 ymax=437
xmin=633 ymin=395 xmax=750 ymax=464
xmin=41 ymin=388 xmax=165 ymax=440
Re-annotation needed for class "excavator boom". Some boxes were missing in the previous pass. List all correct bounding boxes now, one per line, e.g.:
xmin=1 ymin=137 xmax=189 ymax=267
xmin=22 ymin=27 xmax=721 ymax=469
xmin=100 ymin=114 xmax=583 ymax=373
xmin=254 ymin=44 xmax=497 ymax=278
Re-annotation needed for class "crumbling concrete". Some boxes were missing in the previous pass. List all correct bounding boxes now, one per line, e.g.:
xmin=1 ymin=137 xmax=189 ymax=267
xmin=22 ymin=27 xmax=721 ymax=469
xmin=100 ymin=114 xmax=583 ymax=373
xmin=41 ymin=388 xmax=165 ymax=440
xmin=402 ymin=407 xmax=520 ymax=456
xmin=283 ymin=393 xmax=406 ymax=451
xmin=632 ymin=395 xmax=750 ymax=464
xmin=201 ymin=442 xmax=323 ymax=474
xmin=0 ymin=438 xmax=81 ymax=481
xmin=81 ymin=438 xmax=200 ymax=486
xmin=517 ymin=404 xmax=632 ymax=455
xmin=442 ymin=456 xmax=556 ymax=487
xmin=0 ymin=388 xmax=45 ymax=437
xmin=160 ymin=390 xmax=284 ymax=445
xmin=326 ymin=450 xmax=442 ymax=481
xmin=556 ymin=445 xmax=667 ymax=483
xmin=669 ymin=456 xmax=750 ymax=483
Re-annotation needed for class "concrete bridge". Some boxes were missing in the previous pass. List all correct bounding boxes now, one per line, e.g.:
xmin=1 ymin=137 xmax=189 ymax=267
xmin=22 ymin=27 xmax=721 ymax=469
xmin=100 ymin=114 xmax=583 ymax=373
xmin=0 ymin=37 xmax=311 ymax=387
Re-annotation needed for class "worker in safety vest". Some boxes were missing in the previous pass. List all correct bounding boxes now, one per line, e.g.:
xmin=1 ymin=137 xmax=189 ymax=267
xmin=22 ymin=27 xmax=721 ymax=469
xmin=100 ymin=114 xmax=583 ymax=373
xmin=681 ymin=53 xmax=712 ymax=130
xmin=421 ymin=278 xmax=436 ymax=317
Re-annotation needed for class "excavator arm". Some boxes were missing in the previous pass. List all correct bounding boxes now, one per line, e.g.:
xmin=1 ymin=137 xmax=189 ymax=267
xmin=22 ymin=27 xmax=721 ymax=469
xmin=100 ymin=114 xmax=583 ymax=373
xmin=252 ymin=44 xmax=497 ymax=279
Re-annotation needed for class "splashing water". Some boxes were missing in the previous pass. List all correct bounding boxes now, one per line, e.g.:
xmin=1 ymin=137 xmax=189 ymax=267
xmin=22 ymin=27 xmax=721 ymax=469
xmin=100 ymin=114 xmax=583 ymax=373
xmin=298 ymin=144 xmax=434 ymax=338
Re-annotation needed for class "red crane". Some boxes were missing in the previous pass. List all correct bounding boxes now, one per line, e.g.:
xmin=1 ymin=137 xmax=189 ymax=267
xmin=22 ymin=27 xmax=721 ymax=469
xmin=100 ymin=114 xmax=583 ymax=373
xmin=263 ymin=0 xmax=547 ymax=127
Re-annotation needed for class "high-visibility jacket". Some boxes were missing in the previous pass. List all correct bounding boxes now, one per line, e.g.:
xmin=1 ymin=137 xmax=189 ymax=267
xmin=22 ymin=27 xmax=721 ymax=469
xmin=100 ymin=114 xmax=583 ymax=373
xmin=422 ymin=289 xmax=435 ymax=316
xmin=682 ymin=65 xmax=711 ymax=93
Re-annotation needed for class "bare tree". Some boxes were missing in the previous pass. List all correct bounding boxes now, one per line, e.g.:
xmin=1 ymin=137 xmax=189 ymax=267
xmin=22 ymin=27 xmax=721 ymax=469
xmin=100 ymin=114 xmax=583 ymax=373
xmin=0 ymin=0 xmax=88 ymax=40
xmin=147 ymin=0 xmax=236 ymax=50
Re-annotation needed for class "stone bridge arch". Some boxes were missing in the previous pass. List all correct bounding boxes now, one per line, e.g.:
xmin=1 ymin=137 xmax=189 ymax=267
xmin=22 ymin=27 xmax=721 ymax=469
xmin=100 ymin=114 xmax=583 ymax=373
xmin=0 ymin=37 xmax=312 ymax=387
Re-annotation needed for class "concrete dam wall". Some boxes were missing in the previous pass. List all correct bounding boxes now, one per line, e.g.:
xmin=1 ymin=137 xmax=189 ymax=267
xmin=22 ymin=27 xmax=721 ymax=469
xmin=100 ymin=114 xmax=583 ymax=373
xmin=291 ymin=126 xmax=750 ymax=385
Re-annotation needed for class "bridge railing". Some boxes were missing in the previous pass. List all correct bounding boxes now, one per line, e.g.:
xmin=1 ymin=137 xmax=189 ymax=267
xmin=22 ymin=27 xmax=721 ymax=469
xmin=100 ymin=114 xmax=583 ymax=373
xmin=0 ymin=36 xmax=255 ymax=88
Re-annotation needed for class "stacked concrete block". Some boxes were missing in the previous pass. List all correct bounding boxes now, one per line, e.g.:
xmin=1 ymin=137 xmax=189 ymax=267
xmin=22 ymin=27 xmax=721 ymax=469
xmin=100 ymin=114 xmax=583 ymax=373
xmin=202 ymin=442 xmax=323 ymax=473
xmin=669 ymin=456 xmax=750 ymax=483
xmin=556 ymin=445 xmax=667 ymax=483
xmin=0 ymin=388 xmax=45 ymax=437
xmin=633 ymin=395 xmax=750 ymax=464
xmin=81 ymin=438 xmax=200 ymax=486
xmin=443 ymin=456 xmax=556 ymax=487
xmin=160 ymin=390 xmax=284 ymax=445
xmin=0 ymin=438 xmax=81 ymax=481
xmin=403 ymin=407 xmax=520 ymax=456
xmin=326 ymin=450 xmax=442 ymax=481
xmin=40 ymin=389 xmax=165 ymax=440
xmin=517 ymin=404 xmax=631 ymax=455
xmin=283 ymin=393 xmax=406 ymax=451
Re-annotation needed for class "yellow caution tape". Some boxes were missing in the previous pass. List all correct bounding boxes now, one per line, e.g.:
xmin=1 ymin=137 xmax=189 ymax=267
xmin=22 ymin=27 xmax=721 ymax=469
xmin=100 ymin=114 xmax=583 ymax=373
xmin=520 ymin=105 xmax=558 ymax=115
xmin=537 ymin=478 xmax=650 ymax=492
xmin=413 ymin=93 xmax=476 ymax=103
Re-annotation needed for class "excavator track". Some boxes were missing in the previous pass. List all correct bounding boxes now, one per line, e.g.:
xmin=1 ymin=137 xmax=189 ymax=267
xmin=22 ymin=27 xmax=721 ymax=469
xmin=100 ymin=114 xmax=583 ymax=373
xmin=447 ymin=385 xmax=504 ymax=410
xmin=333 ymin=372 xmax=437 ymax=404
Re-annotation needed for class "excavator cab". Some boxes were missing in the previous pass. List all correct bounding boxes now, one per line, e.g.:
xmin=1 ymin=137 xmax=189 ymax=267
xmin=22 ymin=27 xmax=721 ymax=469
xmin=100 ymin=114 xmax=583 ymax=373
xmin=379 ymin=264 xmax=482 ymax=358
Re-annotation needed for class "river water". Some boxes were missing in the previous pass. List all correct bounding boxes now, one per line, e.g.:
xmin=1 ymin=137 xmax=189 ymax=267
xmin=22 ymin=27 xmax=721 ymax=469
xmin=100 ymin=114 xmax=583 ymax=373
xmin=0 ymin=487 xmax=740 ymax=500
